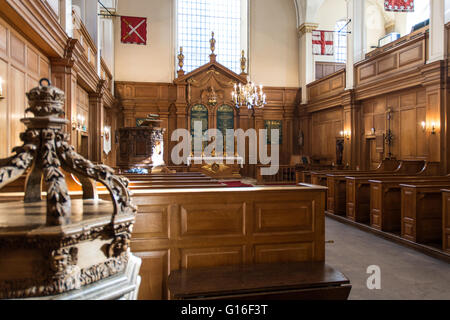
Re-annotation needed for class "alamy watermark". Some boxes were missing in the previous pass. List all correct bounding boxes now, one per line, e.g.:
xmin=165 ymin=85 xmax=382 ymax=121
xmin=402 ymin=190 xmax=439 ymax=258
xmin=366 ymin=265 xmax=381 ymax=290
xmin=171 ymin=121 xmax=280 ymax=176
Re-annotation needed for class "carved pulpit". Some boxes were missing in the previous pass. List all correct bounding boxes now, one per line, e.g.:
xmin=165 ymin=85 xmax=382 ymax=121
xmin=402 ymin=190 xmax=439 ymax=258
xmin=0 ymin=79 xmax=141 ymax=300
xmin=117 ymin=117 xmax=165 ymax=170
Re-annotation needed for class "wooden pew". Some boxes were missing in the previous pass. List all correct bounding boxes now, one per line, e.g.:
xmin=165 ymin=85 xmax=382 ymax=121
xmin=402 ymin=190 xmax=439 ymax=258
xmin=130 ymin=185 xmax=328 ymax=300
xmin=296 ymin=164 xmax=336 ymax=184
xmin=370 ymin=177 xmax=450 ymax=232
xmin=326 ymin=159 xmax=406 ymax=215
xmin=400 ymin=182 xmax=450 ymax=245
xmin=345 ymin=161 xmax=435 ymax=223
xmin=311 ymin=159 xmax=400 ymax=187
xmin=441 ymin=189 xmax=450 ymax=253
xmin=123 ymin=172 xmax=206 ymax=179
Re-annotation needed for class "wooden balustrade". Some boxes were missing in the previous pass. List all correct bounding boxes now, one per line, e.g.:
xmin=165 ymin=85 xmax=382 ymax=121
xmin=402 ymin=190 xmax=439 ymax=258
xmin=256 ymin=165 xmax=296 ymax=185
xmin=72 ymin=10 xmax=97 ymax=71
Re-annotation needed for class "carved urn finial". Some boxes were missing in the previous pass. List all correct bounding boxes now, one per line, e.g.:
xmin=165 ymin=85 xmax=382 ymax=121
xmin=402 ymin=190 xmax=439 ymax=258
xmin=210 ymin=31 xmax=216 ymax=54
xmin=240 ymin=50 xmax=247 ymax=75
xmin=177 ymin=46 xmax=185 ymax=76
xmin=209 ymin=31 xmax=216 ymax=62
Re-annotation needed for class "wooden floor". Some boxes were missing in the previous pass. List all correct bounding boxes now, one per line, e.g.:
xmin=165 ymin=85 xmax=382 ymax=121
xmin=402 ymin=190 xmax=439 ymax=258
xmin=325 ymin=217 xmax=450 ymax=300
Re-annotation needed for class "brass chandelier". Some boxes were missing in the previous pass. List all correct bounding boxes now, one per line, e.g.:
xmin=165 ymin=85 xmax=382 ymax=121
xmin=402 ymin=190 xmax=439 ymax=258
xmin=232 ymin=77 xmax=267 ymax=109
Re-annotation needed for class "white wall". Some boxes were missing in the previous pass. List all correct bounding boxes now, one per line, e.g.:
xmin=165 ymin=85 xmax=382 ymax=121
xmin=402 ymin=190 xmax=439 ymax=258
xmin=114 ymin=0 xmax=299 ymax=87
xmin=248 ymin=0 xmax=299 ymax=87
xmin=115 ymin=0 xmax=174 ymax=83
xmin=446 ymin=0 xmax=450 ymax=23
xmin=313 ymin=0 xmax=347 ymax=63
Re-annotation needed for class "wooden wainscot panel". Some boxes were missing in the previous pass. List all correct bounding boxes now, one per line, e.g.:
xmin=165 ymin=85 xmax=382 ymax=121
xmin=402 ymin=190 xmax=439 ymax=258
xmin=254 ymin=201 xmax=313 ymax=234
xmin=377 ymin=54 xmax=397 ymax=75
xmin=254 ymin=243 xmax=314 ymax=263
xmin=2 ymin=0 xmax=69 ymax=58
xmin=307 ymin=69 xmax=346 ymax=104
xmin=133 ymin=205 xmax=169 ymax=239
xmin=399 ymin=43 xmax=424 ymax=68
xmin=135 ymin=85 xmax=160 ymax=99
xmin=135 ymin=250 xmax=169 ymax=300
xmin=355 ymin=26 xmax=428 ymax=98
xmin=0 ymin=16 xmax=50 ymax=157
xmin=359 ymin=63 xmax=376 ymax=80
xmin=180 ymin=246 xmax=245 ymax=269
xmin=443 ymin=189 xmax=450 ymax=253
xmin=180 ymin=202 xmax=245 ymax=237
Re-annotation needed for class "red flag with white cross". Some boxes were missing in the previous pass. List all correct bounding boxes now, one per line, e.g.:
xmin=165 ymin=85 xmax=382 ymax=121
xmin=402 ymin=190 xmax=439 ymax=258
xmin=312 ymin=30 xmax=334 ymax=56
xmin=121 ymin=16 xmax=147 ymax=45
xmin=384 ymin=0 xmax=414 ymax=12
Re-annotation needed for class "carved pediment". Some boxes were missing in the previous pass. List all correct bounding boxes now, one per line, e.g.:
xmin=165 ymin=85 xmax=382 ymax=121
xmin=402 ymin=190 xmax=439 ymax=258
xmin=176 ymin=61 xmax=246 ymax=107
xmin=174 ymin=60 xmax=246 ymax=86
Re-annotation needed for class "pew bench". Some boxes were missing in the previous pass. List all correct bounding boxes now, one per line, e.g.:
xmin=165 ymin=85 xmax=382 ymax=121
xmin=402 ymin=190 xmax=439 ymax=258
xmin=400 ymin=183 xmax=450 ymax=245
xmin=346 ymin=172 xmax=443 ymax=224
xmin=441 ymin=189 xmax=450 ymax=253
xmin=168 ymin=262 xmax=351 ymax=300
xmin=370 ymin=179 xmax=450 ymax=232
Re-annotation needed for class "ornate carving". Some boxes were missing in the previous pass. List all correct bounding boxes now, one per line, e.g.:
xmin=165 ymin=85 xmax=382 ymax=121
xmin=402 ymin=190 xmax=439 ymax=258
xmin=240 ymin=50 xmax=247 ymax=75
xmin=177 ymin=46 xmax=185 ymax=72
xmin=26 ymin=79 xmax=65 ymax=117
xmin=0 ymin=254 xmax=129 ymax=299
xmin=43 ymin=129 xmax=71 ymax=225
xmin=0 ymin=79 xmax=137 ymax=298
xmin=210 ymin=31 xmax=216 ymax=54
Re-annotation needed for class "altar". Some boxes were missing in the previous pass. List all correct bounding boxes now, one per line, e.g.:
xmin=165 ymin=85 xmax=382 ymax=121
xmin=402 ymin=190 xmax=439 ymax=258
xmin=187 ymin=156 xmax=244 ymax=179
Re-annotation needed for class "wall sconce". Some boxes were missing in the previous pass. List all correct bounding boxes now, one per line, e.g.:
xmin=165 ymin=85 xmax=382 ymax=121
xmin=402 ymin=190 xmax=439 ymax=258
xmin=371 ymin=128 xmax=376 ymax=135
xmin=339 ymin=130 xmax=344 ymax=138
xmin=72 ymin=114 xmax=86 ymax=132
xmin=421 ymin=121 xmax=426 ymax=132
xmin=343 ymin=130 xmax=351 ymax=140
xmin=0 ymin=77 xmax=4 ymax=100
xmin=431 ymin=122 xmax=436 ymax=135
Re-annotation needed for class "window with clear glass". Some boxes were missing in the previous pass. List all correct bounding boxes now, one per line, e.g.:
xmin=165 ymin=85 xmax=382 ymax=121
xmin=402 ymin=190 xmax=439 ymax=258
xmin=177 ymin=0 xmax=246 ymax=74
xmin=334 ymin=20 xmax=347 ymax=63
xmin=406 ymin=0 xmax=430 ymax=33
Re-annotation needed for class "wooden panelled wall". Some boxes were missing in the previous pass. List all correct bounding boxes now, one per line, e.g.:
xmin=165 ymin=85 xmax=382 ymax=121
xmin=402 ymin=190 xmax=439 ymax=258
xmin=116 ymin=61 xmax=301 ymax=177
xmin=0 ymin=0 xmax=117 ymax=167
xmin=0 ymin=16 xmax=50 ymax=158
xmin=315 ymin=62 xmax=345 ymax=81
xmin=300 ymin=26 xmax=449 ymax=173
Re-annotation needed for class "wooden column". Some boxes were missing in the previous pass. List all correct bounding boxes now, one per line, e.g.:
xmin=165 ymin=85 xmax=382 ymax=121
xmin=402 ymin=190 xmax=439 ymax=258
xmin=342 ymin=91 xmax=361 ymax=169
xmin=421 ymin=61 xmax=446 ymax=173
xmin=158 ymin=103 xmax=170 ymax=165
xmin=238 ymin=107 xmax=251 ymax=177
xmin=89 ymin=80 xmax=105 ymax=163
xmin=283 ymin=105 xmax=295 ymax=164
xmin=51 ymin=39 xmax=78 ymax=145
xmin=297 ymin=104 xmax=311 ymax=157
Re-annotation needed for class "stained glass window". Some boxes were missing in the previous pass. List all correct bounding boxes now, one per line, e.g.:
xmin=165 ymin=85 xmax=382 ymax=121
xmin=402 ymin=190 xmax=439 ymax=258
xmin=177 ymin=0 xmax=246 ymax=74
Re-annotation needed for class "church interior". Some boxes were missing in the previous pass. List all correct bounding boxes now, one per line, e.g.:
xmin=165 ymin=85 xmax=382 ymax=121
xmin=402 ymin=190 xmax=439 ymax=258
xmin=0 ymin=0 xmax=449 ymax=302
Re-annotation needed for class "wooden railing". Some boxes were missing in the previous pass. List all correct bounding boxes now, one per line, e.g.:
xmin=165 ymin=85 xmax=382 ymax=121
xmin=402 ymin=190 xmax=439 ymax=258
xmin=355 ymin=26 xmax=428 ymax=87
xmin=307 ymin=69 xmax=346 ymax=103
xmin=100 ymin=58 xmax=113 ymax=92
xmin=72 ymin=10 xmax=97 ymax=71
xmin=365 ymin=26 xmax=429 ymax=60
xmin=256 ymin=165 xmax=296 ymax=185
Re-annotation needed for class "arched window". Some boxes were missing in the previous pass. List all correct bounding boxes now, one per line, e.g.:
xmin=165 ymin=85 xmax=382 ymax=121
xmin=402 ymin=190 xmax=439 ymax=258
xmin=190 ymin=104 xmax=208 ymax=152
xmin=217 ymin=105 xmax=234 ymax=152
xmin=176 ymin=0 xmax=248 ymax=74
xmin=334 ymin=20 xmax=347 ymax=63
